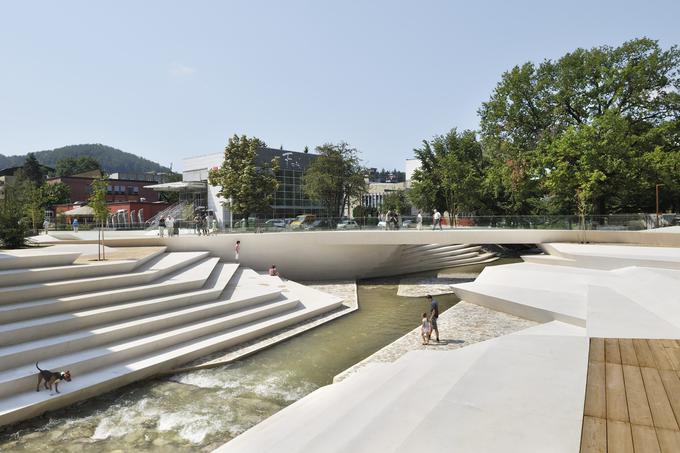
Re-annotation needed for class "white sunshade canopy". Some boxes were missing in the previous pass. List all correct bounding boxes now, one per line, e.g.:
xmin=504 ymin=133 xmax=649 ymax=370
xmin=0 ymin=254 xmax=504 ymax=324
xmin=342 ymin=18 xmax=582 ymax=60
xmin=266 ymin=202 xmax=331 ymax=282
xmin=62 ymin=205 xmax=95 ymax=216
xmin=143 ymin=181 xmax=206 ymax=192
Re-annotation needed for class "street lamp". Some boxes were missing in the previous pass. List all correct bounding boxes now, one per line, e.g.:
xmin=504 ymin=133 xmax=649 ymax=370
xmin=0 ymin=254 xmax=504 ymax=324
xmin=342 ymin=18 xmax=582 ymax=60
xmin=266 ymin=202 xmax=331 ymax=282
xmin=656 ymin=183 xmax=665 ymax=228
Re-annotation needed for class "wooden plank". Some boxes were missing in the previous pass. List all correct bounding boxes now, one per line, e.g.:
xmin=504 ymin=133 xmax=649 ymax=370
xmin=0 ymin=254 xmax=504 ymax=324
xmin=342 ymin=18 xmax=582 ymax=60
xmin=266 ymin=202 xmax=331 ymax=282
xmin=619 ymin=339 xmax=639 ymax=366
xmin=580 ymin=416 xmax=606 ymax=453
xmin=658 ymin=369 xmax=680 ymax=427
xmin=605 ymin=338 xmax=622 ymax=364
xmin=649 ymin=340 xmax=674 ymax=370
xmin=634 ymin=339 xmax=657 ymax=368
xmin=659 ymin=339 xmax=678 ymax=349
xmin=657 ymin=428 xmax=680 ymax=453
xmin=585 ymin=361 xmax=607 ymax=419
xmin=590 ymin=338 xmax=605 ymax=362
xmin=641 ymin=367 xmax=680 ymax=430
xmin=664 ymin=347 xmax=680 ymax=371
xmin=623 ymin=365 xmax=654 ymax=426
xmin=607 ymin=420 xmax=634 ymax=453
xmin=606 ymin=362 xmax=629 ymax=422
xmin=631 ymin=424 xmax=662 ymax=453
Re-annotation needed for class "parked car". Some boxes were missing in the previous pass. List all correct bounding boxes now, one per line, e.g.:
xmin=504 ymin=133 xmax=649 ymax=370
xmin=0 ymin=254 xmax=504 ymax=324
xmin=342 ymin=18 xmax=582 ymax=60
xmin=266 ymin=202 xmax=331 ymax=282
xmin=336 ymin=219 xmax=360 ymax=230
xmin=401 ymin=219 xmax=416 ymax=229
xmin=290 ymin=214 xmax=316 ymax=230
xmin=305 ymin=219 xmax=330 ymax=230
xmin=264 ymin=219 xmax=286 ymax=231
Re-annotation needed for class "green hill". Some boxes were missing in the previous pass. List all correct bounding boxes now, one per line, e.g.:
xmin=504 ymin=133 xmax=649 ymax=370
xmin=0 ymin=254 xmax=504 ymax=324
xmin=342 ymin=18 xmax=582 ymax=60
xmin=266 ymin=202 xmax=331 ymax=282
xmin=0 ymin=144 xmax=172 ymax=174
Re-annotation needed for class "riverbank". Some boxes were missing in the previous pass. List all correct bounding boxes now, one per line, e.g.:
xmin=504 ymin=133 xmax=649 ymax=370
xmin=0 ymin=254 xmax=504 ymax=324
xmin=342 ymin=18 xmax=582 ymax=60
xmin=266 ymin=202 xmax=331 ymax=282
xmin=334 ymin=300 xmax=537 ymax=382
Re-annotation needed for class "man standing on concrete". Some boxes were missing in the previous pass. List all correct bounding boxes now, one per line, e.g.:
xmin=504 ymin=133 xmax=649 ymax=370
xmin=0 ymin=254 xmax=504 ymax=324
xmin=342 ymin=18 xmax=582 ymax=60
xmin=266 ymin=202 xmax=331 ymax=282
xmin=416 ymin=210 xmax=423 ymax=230
xmin=72 ymin=218 xmax=79 ymax=233
xmin=432 ymin=209 xmax=442 ymax=230
xmin=427 ymin=294 xmax=440 ymax=343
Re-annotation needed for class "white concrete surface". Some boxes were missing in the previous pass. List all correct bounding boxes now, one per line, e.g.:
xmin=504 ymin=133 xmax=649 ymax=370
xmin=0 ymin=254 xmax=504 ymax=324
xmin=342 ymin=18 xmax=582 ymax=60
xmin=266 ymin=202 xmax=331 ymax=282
xmin=216 ymin=241 xmax=680 ymax=453
xmin=217 ymin=323 xmax=588 ymax=453
xmin=0 ymin=246 xmax=344 ymax=428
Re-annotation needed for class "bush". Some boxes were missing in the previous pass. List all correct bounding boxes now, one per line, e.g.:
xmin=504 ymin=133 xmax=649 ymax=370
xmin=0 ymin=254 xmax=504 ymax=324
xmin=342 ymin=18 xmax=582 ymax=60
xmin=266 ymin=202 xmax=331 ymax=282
xmin=0 ymin=212 xmax=28 ymax=249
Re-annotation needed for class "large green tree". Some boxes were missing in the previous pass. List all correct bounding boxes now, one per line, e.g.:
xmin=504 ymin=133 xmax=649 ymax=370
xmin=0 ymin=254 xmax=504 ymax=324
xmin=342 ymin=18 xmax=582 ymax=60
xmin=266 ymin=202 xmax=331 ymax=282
xmin=303 ymin=142 xmax=367 ymax=219
xmin=409 ymin=129 xmax=486 ymax=224
xmin=208 ymin=135 xmax=279 ymax=219
xmin=55 ymin=156 xmax=102 ymax=177
xmin=480 ymin=38 xmax=680 ymax=215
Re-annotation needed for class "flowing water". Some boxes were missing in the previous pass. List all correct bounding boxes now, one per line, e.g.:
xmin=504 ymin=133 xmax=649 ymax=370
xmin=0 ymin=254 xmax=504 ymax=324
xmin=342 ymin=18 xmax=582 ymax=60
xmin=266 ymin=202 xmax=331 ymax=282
xmin=0 ymin=280 xmax=459 ymax=452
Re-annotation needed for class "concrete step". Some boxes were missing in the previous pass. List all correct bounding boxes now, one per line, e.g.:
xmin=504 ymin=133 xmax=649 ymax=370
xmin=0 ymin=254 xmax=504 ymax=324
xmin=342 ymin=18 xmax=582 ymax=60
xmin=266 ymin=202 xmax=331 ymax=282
xmin=0 ymin=251 xmax=209 ymax=304
xmin=401 ymin=245 xmax=482 ymax=260
xmin=216 ymin=343 xmax=491 ymax=453
xmin=0 ymin=269 xmax=282 ymax=373
xmin=0 ymin=248 xmax=165 ymax=287
xmin=520 ymin=254 xmax=579 ymax=267
xmin=400 ymin=243 xmax=471 ymax=255
xmin=0 ymin=294 xmax=314 ymax=427
xmin=0 ymin=250 xmax=80 ymax=271
xmin=0 ymin=258 xmax=225 ymax=349
xmin=0 ymin=296 xmax=300 ymax=399
xmin=453 ymin=281 xmax=586 ymax=326
xmin=0 ymin=256 xmax=219 ymax=324
xmin=217 ymin=334 xmax=588 ymax=453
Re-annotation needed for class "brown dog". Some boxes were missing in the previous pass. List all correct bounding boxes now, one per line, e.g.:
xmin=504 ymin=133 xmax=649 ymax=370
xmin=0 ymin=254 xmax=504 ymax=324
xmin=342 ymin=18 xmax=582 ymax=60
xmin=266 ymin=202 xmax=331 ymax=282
xmin=36 ymin=362 xmax=71 ymax=394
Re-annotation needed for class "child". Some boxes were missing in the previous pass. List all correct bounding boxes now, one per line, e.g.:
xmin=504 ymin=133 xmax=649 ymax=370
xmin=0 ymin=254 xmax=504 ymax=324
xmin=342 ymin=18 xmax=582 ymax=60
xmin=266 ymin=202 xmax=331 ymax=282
xmin=234 ymin=240 xmax=241 ymax=261
xmin=421 ymin=312 xmax=432 ymax=345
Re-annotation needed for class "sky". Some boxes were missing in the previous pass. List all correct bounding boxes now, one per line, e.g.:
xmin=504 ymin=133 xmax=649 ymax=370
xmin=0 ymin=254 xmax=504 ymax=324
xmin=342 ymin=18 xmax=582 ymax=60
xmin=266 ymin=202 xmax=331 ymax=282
xmin=1 ymin=1 xmax=679 ymax=172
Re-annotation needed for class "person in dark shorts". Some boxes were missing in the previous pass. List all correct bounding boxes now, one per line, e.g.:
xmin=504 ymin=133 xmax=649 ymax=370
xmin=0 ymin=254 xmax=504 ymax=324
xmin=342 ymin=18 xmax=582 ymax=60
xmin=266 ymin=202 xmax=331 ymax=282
xmin=427 ymin=294 xmax=440 ymax=342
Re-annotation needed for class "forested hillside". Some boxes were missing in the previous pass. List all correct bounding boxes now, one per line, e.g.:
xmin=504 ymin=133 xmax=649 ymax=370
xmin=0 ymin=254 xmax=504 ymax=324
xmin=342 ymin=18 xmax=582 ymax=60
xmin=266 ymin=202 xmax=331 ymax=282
xmin=0 ymin=144 xmax=171 ymax=174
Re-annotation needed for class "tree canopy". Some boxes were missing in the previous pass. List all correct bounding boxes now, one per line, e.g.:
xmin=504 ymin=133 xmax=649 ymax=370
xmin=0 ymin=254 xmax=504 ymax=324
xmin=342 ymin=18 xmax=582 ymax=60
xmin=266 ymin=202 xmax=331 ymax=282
xmin=208 ymin=135 xmax=279 ymax=219
xmin=303 ymin=142 xmax=367 ymax=218
xmin=55 ymin=156 xmax=102 ymax=176
xmin=407 ymin=38 xmax=680 ymax=217
xmin=477 ymin=38 xmax=680 ymax=215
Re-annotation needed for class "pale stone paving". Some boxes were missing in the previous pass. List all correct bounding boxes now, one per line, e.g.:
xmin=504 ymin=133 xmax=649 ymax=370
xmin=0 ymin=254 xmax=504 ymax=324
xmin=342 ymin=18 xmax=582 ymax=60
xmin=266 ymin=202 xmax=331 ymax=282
xmin=334 ymin=300 xmax=537 ymax=382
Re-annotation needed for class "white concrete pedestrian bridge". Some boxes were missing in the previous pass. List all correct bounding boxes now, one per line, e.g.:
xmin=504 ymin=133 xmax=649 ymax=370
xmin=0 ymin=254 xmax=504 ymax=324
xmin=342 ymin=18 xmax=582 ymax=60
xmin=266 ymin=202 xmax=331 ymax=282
xmin=31 ymin=227 xmax=680 ymax=280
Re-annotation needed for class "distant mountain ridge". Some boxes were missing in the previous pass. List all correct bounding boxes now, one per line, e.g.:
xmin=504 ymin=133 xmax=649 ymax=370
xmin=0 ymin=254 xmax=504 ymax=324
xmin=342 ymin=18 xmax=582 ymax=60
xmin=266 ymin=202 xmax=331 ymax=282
xmin=0 ymin=144 xmax=172 ymax=174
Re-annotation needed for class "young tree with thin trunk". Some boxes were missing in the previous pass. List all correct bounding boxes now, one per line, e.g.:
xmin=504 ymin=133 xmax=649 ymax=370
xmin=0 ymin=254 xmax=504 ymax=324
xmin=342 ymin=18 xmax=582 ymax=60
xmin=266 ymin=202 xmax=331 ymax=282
xmin=89 ymin=177 xmax=109 ymax=260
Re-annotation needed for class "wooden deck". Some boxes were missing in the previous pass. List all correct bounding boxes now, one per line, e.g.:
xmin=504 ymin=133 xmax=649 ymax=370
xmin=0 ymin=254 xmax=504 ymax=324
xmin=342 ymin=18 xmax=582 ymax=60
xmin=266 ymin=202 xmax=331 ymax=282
xmin=581 ymin=338 xmax=680 ymax=452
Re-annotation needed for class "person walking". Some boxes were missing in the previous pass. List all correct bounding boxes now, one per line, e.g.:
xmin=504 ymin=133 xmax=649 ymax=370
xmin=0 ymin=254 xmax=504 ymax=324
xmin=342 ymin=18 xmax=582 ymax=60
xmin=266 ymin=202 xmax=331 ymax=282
xmin=427 ymin=294 xmax=440 ymax=342
xmin=416 ymin=210 xmax=423 ymax=230
xmin=43 ymin=219 xmax=50 ymax=235
xmin=234 ymin=240 xmax=241 ymax=261
xmin=432 ymin=209 xmax=442 ymax=230
xmin=166 ymin=216 xmax=174 ymax=237
xmin=421 ymin=312 xmax=432 ymax=345
xmin=72 ymin=218 xmax=79 ymax=233
xmin=158 ymin=217 xmax=166 ymax=237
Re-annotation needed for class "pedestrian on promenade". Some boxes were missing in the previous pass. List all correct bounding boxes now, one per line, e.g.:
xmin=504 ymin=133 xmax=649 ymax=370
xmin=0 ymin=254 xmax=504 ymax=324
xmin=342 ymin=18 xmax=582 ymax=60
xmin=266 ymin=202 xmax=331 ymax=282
xmin=201 ymin=215 xmax=208 ymax=236
xmin=158 ymin=217 xmax=166 ymax=237
xmin=427 ymin=294 xmax=440 ymax=342
xmin=417 ymin=210 xmax=423 ymax=230
xmin=166 ymin=216 xmax=174 ymax=237
xmin=43 ymin=219 xmax=50 ymax=235
xmin=432 ymin=209 xmax=442 ymax=230
xmin=72 ymin=218 xmax=79 ymax=233
xmin=268 ymin=264 xmax=279 ymax=276
xmin=421 ymin=312 xmax=432 ymax=345
xmin=234 ymin=240 xmax=241 ymax=261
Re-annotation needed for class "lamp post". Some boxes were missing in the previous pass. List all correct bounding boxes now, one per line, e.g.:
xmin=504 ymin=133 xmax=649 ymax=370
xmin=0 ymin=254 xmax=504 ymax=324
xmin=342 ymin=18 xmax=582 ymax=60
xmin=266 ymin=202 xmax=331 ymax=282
xmin=656 ymin=184 xmax=664 ymax=228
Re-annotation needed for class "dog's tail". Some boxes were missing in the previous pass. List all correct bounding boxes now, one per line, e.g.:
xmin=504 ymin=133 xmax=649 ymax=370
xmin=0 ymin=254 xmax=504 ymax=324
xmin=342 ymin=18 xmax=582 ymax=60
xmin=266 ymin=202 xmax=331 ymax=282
xmin=35 ymin=361 xmax=43 ymax=372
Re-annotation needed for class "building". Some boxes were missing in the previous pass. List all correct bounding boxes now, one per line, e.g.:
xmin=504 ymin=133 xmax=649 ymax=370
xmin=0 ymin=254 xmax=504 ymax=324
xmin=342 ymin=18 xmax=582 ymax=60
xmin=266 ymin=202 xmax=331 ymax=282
xmin=180 ymin=148 xmax=324 ymax=226
xmin=46 ymin=175 xmax=161 ymax=204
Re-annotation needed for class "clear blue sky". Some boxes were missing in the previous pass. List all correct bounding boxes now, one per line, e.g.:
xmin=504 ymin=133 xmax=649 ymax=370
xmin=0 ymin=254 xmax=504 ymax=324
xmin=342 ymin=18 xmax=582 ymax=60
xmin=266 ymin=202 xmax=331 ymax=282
xmin=1 ymin=0 xmax=679 ymax=171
